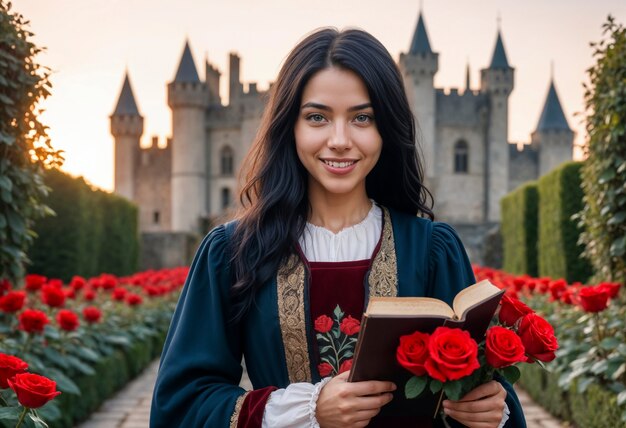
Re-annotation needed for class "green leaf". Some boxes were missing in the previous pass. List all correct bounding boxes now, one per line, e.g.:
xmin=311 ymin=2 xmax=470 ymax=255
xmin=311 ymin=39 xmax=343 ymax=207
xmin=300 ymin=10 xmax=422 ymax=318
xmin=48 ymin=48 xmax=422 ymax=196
xmin=599 ymin=168 xmax=616 ymax=184
xmin=591 ymin=359 xmax=609 ymax=375
xmin=617 ymin=390 xmax=626 ymax=407
xmin=577 ymin=377 xmax=595 ymax=393
xmin=0 ymin=175 xmax=11 ymax=191
xmin=607 ymin=211 xmax=626 ymax=225
xmin=28 ymin=411 xmax=49 ymax=428
xmin=65 ymin=355 xmax=95 ymax=375
xmin=0 ymin=407 xmax=21 ymax=421
xmin=610 ymin=236 xmax=626 ymax=257
xmin=104 ymin=335 xmax=131 ymax=347
xmin=46 ymin=368 xmax=80 ymax=395
xmin=429 ymin=379 xmax=443 ymax=394
xmin=500 ymin=365 xmax=521 ymax=384
xmin=405 ymin=376 xmax=427 ymax=399
xmin=443 ymin=380 xmax=463 ymax=401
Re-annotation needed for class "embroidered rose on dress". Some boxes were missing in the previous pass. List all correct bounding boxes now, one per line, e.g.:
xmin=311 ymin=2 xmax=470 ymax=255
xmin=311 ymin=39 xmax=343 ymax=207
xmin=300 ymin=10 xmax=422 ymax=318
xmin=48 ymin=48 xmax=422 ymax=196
xmin=315 ymin=305 xmax=359 ymax=377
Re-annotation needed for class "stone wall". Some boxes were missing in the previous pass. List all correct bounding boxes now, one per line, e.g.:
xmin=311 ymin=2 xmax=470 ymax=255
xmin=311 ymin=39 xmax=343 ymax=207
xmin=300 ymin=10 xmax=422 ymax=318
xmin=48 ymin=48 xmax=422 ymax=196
xmin=139 ymin=232 xmax=200 ymax=270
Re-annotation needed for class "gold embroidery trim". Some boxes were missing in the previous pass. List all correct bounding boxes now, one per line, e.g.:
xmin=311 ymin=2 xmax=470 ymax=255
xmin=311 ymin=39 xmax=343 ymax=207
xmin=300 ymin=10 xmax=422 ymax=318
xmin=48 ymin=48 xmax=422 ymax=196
xmin=229 ymin=391 xmax=249 ymax=428
xmin=276 ymin=254 xmax=312 ymax=383
xmin=369 ymin=207 xmax=398 ymax=298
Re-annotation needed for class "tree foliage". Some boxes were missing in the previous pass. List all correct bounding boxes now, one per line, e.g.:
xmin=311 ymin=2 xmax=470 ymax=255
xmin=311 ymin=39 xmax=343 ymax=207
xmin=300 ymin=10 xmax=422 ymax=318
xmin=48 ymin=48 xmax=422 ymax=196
xmin=0 ymin=2 xmax=64 ymax=283
xmin=577 ymin=16 xmax=626 ymax=286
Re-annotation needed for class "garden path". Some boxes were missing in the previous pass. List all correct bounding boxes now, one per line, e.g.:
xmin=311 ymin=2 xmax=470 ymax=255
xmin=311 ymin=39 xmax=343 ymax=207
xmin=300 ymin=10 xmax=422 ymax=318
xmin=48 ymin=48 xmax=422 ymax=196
xmin=75 ymin=359 xmax=567 ymax=428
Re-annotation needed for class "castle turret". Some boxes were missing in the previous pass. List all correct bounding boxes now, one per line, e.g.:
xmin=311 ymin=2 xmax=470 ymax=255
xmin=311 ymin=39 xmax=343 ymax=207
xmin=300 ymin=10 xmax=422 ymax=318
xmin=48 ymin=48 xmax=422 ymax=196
xmin=205 ymin=56 xmax=222 ymax=105
xmin=531 ymin=77 xmax=573 ymax=176
xmin=167 ymin=40 xmax=210 ymax=233
xmin=229 ymin=53 xmax=243 ymax=105
xmin=399 ymin=11 xmax=438 ymax=181
xmin=110 ymin=71 xmax=143 ymax=200
xmin=480 ymin=30 xmax=515 ymax=222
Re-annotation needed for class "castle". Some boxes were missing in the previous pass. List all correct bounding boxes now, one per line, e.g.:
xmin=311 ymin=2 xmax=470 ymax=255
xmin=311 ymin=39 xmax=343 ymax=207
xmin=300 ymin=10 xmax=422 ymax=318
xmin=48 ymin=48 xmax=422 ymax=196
xmin=110 ymin=12 xmax=574 ymax=260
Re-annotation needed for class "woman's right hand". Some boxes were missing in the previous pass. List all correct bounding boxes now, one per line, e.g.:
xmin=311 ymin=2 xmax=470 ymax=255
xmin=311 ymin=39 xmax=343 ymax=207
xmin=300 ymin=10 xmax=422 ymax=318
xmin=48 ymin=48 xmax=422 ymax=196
xmin=315 ymin=371 xmax=396 ymax=428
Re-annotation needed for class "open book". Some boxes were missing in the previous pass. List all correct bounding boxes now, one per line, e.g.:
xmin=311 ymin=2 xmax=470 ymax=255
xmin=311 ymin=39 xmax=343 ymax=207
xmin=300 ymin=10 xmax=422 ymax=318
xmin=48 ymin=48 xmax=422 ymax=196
xmin=348 ymin=279 xmax=504 ymax=417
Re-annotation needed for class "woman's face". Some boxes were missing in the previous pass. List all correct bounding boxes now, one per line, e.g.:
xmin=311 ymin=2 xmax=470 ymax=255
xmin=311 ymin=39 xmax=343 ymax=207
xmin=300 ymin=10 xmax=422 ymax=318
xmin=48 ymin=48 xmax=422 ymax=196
xmin=294 ymin=67 xmax=382 ymax=202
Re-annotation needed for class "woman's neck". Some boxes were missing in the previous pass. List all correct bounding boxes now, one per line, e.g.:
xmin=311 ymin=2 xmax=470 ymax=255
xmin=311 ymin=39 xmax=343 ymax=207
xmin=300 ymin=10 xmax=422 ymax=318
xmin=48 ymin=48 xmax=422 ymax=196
xmin=307 ymin=187 xmax=373 ymax=234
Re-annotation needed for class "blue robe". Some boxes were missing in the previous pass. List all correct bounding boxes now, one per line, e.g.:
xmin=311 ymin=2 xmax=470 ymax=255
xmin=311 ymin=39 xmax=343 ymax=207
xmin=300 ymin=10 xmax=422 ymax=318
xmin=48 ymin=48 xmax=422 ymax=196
xmin=150 ymin=206 xmax=527 ymax=427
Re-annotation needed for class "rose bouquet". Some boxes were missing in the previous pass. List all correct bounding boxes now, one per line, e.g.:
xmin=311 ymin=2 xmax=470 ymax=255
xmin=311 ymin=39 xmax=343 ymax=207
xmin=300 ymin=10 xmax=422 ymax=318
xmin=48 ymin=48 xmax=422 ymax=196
xmin=395 ymin=295 xmax=558 ymax=421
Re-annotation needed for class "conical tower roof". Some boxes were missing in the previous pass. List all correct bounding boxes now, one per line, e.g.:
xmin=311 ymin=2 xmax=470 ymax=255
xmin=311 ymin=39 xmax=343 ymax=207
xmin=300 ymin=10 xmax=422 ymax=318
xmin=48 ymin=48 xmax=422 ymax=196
xmin=536 ymin=79 xmax=571 ymax=132
xmin=489 ymin=31 xmax=510 ymax=69
xmin=112 ymin=72 xmax=140 ymax=116
xmin=174 ymin=41 xmax=201 ymax=82
xmin=409 ymin=12 xmax=433 ymax=55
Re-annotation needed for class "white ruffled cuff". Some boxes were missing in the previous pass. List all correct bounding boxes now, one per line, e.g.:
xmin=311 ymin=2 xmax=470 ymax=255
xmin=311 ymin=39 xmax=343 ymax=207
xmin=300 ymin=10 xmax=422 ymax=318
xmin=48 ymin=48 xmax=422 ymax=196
xmin=498 ymin=402 xmax=510 ymax=428
xmin=262 ymin=377 xmax=332 ymax=428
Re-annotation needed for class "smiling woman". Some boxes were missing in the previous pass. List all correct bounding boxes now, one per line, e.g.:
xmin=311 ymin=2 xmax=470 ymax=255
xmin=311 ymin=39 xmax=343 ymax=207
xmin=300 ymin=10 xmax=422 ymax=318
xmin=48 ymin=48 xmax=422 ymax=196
xmin=150 ymin=27 xmax=527 ymax=428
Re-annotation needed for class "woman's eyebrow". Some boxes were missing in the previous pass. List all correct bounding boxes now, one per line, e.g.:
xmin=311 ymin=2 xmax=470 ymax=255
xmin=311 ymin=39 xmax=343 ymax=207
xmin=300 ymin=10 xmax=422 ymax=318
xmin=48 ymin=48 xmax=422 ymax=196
xmin=300 ymin=102 xmax=373 ymax=111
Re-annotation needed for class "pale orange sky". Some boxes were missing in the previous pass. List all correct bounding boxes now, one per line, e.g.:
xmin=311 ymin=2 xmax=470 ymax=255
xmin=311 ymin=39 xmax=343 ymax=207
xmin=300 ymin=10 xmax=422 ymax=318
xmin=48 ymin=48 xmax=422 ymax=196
xmin=17 ymin=0 xmax=626 ymax=192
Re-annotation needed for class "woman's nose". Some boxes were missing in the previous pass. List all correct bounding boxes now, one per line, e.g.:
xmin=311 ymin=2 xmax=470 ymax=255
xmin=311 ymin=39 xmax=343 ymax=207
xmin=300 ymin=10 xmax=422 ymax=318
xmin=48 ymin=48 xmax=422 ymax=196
xmin=328 ymin=122 xmax=350 ymax=149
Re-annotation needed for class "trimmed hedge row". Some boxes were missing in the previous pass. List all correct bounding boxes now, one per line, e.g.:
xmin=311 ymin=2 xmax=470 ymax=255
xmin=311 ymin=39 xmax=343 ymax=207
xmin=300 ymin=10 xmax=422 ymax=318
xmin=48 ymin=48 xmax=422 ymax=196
xmin=519 ymin=363 xmax=624 ymax=428
xmin=28 ymin=169 xmax=139 ymax=281
xmin=501 ymin=182 xmax=539 ymax=277
xmin=48 ymin=332 xmax=165 ymax=428
xmin=537 ymin=162 xmax=592 ymax=283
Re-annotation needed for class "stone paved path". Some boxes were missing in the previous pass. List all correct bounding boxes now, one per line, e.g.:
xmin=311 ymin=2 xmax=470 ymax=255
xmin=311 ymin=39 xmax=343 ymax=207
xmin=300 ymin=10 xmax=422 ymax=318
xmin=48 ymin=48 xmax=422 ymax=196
xmin=76 ymin=359 xmax=567 ymax=428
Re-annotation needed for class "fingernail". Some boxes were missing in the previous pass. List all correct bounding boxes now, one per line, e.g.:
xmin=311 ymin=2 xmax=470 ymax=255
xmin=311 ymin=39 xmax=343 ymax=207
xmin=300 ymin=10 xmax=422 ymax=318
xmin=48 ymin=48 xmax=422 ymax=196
xmin=442 ymin=400 xmax=450 ymax=407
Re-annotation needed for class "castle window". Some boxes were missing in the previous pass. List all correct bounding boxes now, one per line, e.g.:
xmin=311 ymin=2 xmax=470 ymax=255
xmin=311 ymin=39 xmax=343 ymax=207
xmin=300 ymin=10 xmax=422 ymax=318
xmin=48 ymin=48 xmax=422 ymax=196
xmin=454 ymin=140 xmax=469 ymax=174
xmin=153 ymin=211 xmax=160 ymax=224
xmin=220 ymin=146 xmax=234 ymax=176
xmin=221 ymin=187 xmax=231 ymax=210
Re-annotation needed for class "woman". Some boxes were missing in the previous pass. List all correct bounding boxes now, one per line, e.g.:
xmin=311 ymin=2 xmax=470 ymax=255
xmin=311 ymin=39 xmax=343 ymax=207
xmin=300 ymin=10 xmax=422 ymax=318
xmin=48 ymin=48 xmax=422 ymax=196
xmin=150 ymin=28 xmax=526 ymax=428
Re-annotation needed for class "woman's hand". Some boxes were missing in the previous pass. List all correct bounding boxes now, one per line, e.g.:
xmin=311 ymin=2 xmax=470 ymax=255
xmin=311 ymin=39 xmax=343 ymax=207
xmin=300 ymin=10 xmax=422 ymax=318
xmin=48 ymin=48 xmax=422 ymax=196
xmin=315 ymin=371 xmax=396 ymax=428
xmin=442 ymin=381 xmax=507 ymax=428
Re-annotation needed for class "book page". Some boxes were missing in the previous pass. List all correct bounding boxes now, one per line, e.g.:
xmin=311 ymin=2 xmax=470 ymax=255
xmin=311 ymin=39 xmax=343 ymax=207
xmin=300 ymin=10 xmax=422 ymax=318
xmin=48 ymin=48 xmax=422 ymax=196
xmin=453 ymin=279 xmax=502 ymax=319
xmin=367 ymin=297 xmax=455 ymax=318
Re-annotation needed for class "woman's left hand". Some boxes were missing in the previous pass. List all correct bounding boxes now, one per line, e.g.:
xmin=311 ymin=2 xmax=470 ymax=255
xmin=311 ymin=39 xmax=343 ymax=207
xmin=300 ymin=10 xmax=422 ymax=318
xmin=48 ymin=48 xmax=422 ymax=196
xmin=441 ymin=381 xmax=507 ymax=428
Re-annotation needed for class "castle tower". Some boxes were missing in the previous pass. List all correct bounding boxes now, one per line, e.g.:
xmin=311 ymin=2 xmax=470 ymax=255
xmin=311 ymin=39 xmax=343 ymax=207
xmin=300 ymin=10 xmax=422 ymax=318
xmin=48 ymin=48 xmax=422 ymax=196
xmin=229 ymin=53 xmax=243 ymax=105
xmin=531 ymin=78 xmax=574 ymax=176
xmin=399 ymin=11 xmax=438 ymax=180
xmin=110 ymin=71 xmax=143 ymax=200
xmin=167 ymin=41 xmax=210 ymax=233
xmin=205 ymin=56 xmax=221 ymax=105
xmin=480 ymin=30 xmax=514 ymax=222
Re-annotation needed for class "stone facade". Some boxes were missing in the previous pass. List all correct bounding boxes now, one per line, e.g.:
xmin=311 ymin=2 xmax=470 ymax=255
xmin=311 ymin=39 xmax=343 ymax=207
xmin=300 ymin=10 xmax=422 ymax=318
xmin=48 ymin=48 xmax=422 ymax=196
xmin=109 ymin=11 xmax=574 ymax=265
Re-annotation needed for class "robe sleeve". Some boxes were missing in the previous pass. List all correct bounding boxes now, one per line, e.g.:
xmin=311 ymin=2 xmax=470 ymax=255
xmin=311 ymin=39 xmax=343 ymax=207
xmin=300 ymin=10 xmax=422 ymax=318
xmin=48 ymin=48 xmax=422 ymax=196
xmin=150 ymin=225 xmax=276 ymax=428
xmin=427 ymin=222 xmax=527 ymax=428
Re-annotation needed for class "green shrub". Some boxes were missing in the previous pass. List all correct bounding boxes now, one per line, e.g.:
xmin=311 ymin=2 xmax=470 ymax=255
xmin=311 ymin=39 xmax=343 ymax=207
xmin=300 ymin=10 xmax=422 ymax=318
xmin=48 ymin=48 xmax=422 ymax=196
xmin=538 ymin=162 xmax=592 ymax=283
xmin=501 ymin=182 xmax=538 ymax=277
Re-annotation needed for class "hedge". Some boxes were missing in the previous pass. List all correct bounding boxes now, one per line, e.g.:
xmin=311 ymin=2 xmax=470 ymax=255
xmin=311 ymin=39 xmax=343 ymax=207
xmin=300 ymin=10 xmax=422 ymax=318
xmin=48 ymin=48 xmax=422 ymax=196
xmin=537 ymin=162 xmax=592 ymax=283
xmin=519 ymin=363 xmax=624 ymax=428
xmin=501 ymin=182 xmax=539 ymax=277
xmin=28 ymin=168 xmax=139 ymax=281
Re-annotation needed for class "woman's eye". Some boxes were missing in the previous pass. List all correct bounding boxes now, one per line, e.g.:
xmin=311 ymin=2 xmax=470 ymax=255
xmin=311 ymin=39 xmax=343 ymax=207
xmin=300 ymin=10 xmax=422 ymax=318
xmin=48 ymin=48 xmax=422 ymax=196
xmin=307 ymin=114 xmax=326 ymax=123
xmin=354 ymin=114 xmax=373 ymax=123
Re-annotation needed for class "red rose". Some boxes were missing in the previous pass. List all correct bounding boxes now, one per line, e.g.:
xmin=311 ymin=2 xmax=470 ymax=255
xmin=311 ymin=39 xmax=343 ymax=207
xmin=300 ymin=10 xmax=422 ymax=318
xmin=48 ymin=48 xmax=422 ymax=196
xmin=126 ymin=293 xmax=143 ymax=306
xmin=100 ymin=274 xmax=117 ymax=290
xmin=41 ymin=284 xmax=65 ymax=308
xmin=560 ymin=288 xmax=575 ymax=305
xmin=70 ymin=276 xmax=86 ymax=290
xmin=598 ymin=282 xmax=621 ymax=299
xmin=83 ymin=288 xmax=96 ymax=301
xmin=549 ymin=279 xmax=567 ymax=301
xmin=318 ymin=362 xmax=333 ymax=377
xmin=7 ymin=373 xmax=61 ymax=408
xmin=82 ymin=306 xmax=102 ymax=323
xmin=144 ymin=285 xmax=161 ymax=296
xmin=314 ymin=315 xmax=333 ymax=333
xmin=485 ymin=326 xmax=527 ymax=368
xmin=512 ymin=277 xmax=526 ymax=292
xmin=518 ymin=313 xmax=558 ymax=362
xmin=0 ymin=353 xmax=28 ymax=389
xmin=24 ymin=274 xmax=46 ymax=292
xmin=112 ymin=287 xmax=127 ymax=301
xmin=339 ymin=316 xmax=360 ymax=336
xmin=19 ymin=309 xmax=49 ymax=334
xmin=47 ymin=279 xmax=63 ymax=289
xmin=56 ymin=309 xmax=79 ymax=332
xmin=0 ymin=290 xmax=26 ymax=313
xmin=339 ymin=359 xmax=353 ymax=374
xmin=578 ymin=286 xmax=609 ymax=313
xmin=424 ymin=327 xmax=480 ymax=382
xmin=498 ymin=295 xmax=534 ymax=327
xmin=396 ymin=331 xmax=430 ymax=377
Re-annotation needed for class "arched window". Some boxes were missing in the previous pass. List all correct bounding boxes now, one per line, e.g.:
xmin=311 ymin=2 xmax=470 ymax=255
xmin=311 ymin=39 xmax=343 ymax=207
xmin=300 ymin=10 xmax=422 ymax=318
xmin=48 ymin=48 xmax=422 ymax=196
xmin=220 ymin=146 xmax=234 ymax=176
xmin=454 ymin=140 xmax=469 ymax=174
xmin=221 ymin=187 xmax=231 ymax=210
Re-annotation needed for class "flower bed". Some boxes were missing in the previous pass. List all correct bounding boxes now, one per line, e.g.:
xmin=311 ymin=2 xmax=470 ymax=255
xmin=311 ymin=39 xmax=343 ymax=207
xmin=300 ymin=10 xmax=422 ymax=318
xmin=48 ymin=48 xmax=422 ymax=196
xmin=0 ymin=268 xmax=187 ymax=427
xmin=474 ymin=266 xmax=626 ymax=426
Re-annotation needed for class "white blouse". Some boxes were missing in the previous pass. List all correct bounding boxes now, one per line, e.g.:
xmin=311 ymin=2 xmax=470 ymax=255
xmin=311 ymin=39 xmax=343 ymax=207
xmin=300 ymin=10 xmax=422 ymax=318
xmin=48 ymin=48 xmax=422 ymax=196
xmin=261 ymin=203 xmax=509 ymax=427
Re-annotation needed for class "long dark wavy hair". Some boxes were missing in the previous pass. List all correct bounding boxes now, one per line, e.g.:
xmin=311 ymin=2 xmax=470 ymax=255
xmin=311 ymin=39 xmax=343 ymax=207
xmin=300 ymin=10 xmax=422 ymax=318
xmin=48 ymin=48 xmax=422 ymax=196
xmin=230 ymin=28 xmax=433 ymax=320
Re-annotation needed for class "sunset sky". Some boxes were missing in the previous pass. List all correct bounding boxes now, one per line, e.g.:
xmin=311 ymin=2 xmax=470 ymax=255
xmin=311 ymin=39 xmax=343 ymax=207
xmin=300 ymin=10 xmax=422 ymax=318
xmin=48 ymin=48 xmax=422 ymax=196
xmin=17 ymin=0 xmax=626 ymax=192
